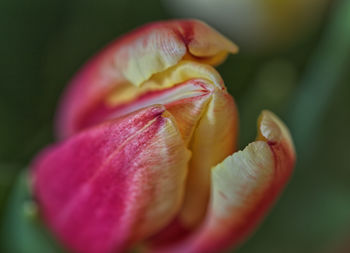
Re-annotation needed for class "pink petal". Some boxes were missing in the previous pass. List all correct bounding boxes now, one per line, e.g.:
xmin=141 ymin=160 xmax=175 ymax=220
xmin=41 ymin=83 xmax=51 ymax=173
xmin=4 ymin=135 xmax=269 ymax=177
xmin=32 ymin=105 xmax=190 ymax=253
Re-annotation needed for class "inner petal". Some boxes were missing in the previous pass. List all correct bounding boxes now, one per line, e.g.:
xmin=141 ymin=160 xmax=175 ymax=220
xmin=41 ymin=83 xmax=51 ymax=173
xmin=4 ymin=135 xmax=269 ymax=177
xmin=105 ymin=60 xmax=224 ymax=106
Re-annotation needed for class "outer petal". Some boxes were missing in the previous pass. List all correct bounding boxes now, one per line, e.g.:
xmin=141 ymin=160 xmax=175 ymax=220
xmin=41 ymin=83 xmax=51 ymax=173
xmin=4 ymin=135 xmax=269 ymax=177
xmin=32 ymin=105 xmax=191 ymax=253
xmin=57 ymin=20 xmax=238 ymax=139
xmin=152 ymin=110 xmax=295 ymax=253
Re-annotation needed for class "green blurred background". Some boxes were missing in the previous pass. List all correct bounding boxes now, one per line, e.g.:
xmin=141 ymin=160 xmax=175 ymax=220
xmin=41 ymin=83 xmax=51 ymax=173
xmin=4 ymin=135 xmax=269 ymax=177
xmin=0 ymin=0 xmax=349 ymax=252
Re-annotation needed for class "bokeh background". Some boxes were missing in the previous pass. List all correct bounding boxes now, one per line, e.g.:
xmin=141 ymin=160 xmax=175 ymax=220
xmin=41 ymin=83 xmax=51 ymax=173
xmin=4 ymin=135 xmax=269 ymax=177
xmin=0 ymin=0 xmax=349 ymax=252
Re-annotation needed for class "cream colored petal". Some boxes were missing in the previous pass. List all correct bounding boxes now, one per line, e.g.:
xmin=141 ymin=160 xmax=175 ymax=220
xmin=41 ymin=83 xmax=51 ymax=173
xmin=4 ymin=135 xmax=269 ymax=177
xmin=112 ymin=20 xmax=237 ymax=87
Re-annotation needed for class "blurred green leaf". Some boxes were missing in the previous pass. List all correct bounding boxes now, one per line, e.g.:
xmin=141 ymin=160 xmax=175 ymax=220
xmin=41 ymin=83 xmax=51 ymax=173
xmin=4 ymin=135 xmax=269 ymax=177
xmin=1 ymin=171 xmax=65 ymax=253
xmin=288 ymin=0 xmax=350 ymax=157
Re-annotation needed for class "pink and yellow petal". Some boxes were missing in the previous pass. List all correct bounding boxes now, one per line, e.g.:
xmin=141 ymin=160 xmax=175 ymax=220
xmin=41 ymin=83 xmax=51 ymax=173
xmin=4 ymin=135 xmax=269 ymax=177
xmin=153 ymin=111 xmax=295 ymax=253
xmin=33 ymin=105 xmax=191 ymax=253
xmin=56 ymin=20 xmax=237 ymax=139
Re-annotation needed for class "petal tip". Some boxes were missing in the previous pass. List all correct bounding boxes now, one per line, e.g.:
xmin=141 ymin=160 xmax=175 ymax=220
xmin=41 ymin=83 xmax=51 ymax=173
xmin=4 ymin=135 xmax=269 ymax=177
xmin=258 ymin=109 xmax=296 ymax=159
xmin=258 ymin=110 xmax=282 ymax=142
xmin=258 ymin=110 xmax=291 ymax=141
xmin=180 ymin=19 xmax=239 ymax=58
xmin=191 ymin=19 xmax=239 ymax=54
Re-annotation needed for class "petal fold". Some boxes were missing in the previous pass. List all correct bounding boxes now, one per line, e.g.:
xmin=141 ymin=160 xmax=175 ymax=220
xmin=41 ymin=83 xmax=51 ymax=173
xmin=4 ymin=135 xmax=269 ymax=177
xmin=179 ymin=88 xmax=238 ymax=228
xmin=152 ymin=110 xmax=295 ymax=253
xmin=33 ymin=105 xmax=191 ymax=253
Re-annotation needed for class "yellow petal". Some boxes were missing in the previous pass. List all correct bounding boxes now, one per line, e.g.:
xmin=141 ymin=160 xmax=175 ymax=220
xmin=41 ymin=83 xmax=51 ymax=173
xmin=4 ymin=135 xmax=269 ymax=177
xmin=179 ymin=86 xmax=238 ymax=228
xmin=106 ymin=60 xmax=224 ymax=107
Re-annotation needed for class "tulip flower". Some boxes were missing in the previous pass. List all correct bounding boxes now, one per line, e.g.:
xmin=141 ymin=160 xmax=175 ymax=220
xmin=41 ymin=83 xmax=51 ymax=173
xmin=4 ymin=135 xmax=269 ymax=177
xmin=32 ymin=20 xmax=295 ymax=253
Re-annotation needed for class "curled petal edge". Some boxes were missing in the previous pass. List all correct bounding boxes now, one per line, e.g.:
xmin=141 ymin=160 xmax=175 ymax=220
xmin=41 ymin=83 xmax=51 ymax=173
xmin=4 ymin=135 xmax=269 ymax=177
xmin=151 ymin=110 xmax=295 ymax=253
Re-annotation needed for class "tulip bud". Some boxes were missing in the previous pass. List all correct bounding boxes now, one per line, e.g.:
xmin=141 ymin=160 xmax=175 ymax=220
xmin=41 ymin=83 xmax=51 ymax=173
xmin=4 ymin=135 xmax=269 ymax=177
xmin=32 ymin=20 xmax=295 ymax=253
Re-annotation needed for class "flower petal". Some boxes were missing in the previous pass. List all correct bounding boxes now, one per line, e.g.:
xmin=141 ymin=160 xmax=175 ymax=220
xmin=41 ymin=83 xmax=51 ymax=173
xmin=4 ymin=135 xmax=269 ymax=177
xmin=56 ymin=20 xmax=237 ymax=139
xmin=179 ymin=87 xmax=238 ymax=228
xmin=152 ymin=110 xmax=295 ymax=253
xmin=32 ymin=105 xmax=191 ymax=253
